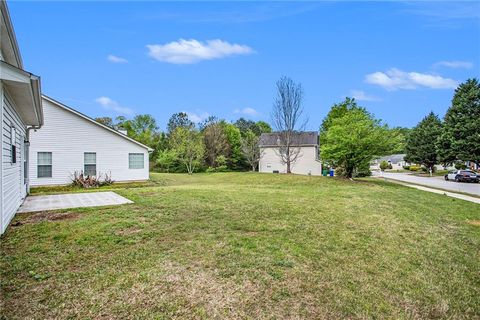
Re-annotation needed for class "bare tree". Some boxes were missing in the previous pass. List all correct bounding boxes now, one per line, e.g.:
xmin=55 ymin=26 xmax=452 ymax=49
xmin=271 ymin=76 xmax=307 ymax=173
xmin=241 ymin=130 xmax=262 ymax=171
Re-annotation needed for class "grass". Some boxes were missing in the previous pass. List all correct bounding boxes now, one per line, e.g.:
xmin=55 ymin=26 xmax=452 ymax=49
xmin=1 ymin=172 xmax=479 ymax=319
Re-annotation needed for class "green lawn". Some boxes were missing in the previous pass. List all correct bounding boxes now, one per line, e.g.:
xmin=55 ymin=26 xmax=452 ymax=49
xmin=1 ymin=173 xmax=479 ymax=319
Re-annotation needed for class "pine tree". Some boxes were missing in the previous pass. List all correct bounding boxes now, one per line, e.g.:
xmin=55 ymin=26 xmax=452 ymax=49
xmin=437 ymin=78 xmax=480 ymax=166
xmin=405 ymin=112 xmax=442 ymax=171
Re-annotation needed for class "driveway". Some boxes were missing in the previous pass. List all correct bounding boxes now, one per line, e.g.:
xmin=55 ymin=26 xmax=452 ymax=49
xmin=373 ymin=171 xmax=480 ymax=196
xmin=18 ymin=191 xmax=133 ymax=213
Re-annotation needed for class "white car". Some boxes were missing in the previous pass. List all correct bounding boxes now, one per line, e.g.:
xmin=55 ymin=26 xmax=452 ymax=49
xmin=445 ymin=170 xmax=479 ymax=183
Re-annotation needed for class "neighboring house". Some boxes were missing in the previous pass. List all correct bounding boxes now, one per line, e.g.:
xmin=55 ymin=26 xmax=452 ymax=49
xmin=1 ymin=1 xmax=43 ymax=234
xmin=28 ymin=96 xmax=152 ymax=186
xmin=259 ymin=131 xmax=322 ymax=175
xmin=371 ymin=154 xmax=409 ymax=170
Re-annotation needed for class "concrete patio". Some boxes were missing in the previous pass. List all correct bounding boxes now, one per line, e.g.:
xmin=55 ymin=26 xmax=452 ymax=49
xmin=18 ymin=192 xmax=133 ymax=213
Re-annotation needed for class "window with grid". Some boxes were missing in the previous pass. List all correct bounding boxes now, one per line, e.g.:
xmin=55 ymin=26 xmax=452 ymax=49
xmin=37 ymin=152 xmax=52 ymax=178
xmin=129 ymin=153 xmax=144 ymax=169
xmin=84 ymin=152 xmax=97 ymax=176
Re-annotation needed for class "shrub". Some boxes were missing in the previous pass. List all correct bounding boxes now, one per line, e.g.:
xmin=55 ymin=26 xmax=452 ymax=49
xmin=379 ymin=160 xmax=389 ymax=171
xmin=409 ymin=166 xmax=420 ymax=171
xmin=71 ymin=171 xmax=114 ymax=188
xmin=455 ymin=162 xmax=467 ymax=170
xmin=403 ymin=165 xmax=410 ymax=170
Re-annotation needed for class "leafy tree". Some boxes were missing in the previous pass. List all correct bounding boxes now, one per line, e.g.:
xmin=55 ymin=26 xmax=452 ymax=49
xmin=156 ymin=149 xmax=178 ymax=173
xmin=95 ymin=117 xmax=114 ymax=127
xmin=234 ymin=118 xmax=272 ymax=137
xmin=437 ymin=78 xmax=480 ymax=166
xmin=234 ymin=118 xmax=258 ymax=136
xmin=202 ymin=119 xmax=229 ymax=167
xmin=119 ymin=115 xmax=161 ymax=160
xmin=167 ymin=112 xmax=194 ymax=134
xmin=221 ymin=122 xmax=243 ymax=169
xmin=256 ymin=121 xmax=272 ymax=134
xmin=319 ymin=97 xmax=364 ymax=146
xmin=321 ymin=107 xmax=396 ymax=178
xmin=241 ymin=130 xmax=261 ymax=171
xmin=169 ymin=127 xmax=204 ymax=174
xmin=271 ymin=76 xmax=307 ymax=173
xmin=405 ymin=112 xmax=442 ymax=172
xmin=380 ymin=160 xmax=389 ymax=171
xmin=389 ymin=127 xmax=410 ymax=153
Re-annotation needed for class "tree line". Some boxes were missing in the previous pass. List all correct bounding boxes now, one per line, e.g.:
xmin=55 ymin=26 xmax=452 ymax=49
xmin=404 ymin=78 xmax=480 ymax=172
xmin=95 ymin=113 xmax=272 ymax=173
xmin=95 ymin=77 xmax=478 ymax=178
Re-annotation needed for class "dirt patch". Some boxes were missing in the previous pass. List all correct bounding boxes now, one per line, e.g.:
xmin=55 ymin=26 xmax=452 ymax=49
xmin=12 ymin=211 xmax=82 ymax=226
xmin=467 ymin=220 xmax=480 ymax=226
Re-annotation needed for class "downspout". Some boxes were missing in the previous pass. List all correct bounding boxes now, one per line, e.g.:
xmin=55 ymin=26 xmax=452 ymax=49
xmin=25 ymin=125 xmax=41 ymax=194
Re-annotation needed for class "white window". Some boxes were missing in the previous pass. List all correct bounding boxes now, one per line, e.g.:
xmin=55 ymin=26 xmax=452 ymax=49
xmin=84 ymin=152 xmax=96 ymax=176
xmin=129 ymin=153 xmax=144 ymax=169
xmin=37 ymin=152 xmax=52 ymax=178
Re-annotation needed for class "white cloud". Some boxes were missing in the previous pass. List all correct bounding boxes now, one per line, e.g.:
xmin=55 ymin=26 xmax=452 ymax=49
xmin=146 ymin=39 xmax=254 ymax=64
xmin=95 ymin=96 xmax=134 ymax=115
xmin=107 ymin=55 xmax=128 ymax=64
xmin=184 ymin=111 xmax=210 ymax=123
xmin=433 ymin=60 xmax=473 ymax=69
xmin=234 ymin=107 xmax=259 ymax=116
xmin=365 ymin=68 xmax=458 ymax=91
xmin=350 ymin=90 xmax=380 ymax=102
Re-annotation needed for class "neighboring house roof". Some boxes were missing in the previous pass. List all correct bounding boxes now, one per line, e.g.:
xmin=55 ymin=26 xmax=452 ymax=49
xmin=42 ymin=95 xmax=153 ymax=152
xmin=375 ymin=154 xmax=406 ymax=164
xmin=259 ymin=131 xmax=319 ymax=147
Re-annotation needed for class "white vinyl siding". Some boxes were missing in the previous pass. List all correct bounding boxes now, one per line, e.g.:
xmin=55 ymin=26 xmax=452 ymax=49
xmin=259 ymin=146 xmax=322 ymax=176
xmin=1 ymin=91 xmax=27 ymax=234
xmin=129 ymin=153 xmax=144 ymax=169
xmin=37 ymin=152 xmax=52 ymax=178
xmin=29 ymin=98 xmax=149 ymax=186
xmin=84 ymin=152 xmax=96 ymax=176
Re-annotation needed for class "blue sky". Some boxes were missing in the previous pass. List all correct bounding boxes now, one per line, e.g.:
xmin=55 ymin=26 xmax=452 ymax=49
xmin=9 ymin=1 xmax=480 ymax=130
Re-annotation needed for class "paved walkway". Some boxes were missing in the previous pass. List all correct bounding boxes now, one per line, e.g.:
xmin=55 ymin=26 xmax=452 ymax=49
xmin=402 ymin=184 xmax=480 ymax=205
xmin=18 ymin=192 xmax=133 ymax=213
xmin=373 ymin=171 xmax=480 ymax=196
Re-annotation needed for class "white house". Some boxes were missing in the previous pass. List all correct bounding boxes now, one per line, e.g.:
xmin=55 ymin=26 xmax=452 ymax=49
xmin=28 ymin=96 xmax=152 ymax=186
xmin=1 ymin=1 xmax=43 ymax=234
xmin=371 ymin=154 xmax=410 ymax=170
xmin=259 ymin=131 xmax=322 ymax=175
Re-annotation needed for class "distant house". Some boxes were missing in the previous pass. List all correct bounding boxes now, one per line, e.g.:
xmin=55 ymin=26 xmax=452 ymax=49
xmin=28 ymin=96 xmax=152 ymax=186
xmin=258 ymin=131 xmax=322 ymax=175
xmin=1 ymin=1 xmax=43 ymax=234
xmin=371 ymin=154 xmax=409 ymax=170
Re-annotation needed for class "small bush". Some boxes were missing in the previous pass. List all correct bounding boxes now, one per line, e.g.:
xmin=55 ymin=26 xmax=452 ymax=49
xmin=455 ymin=162 xmax=467 ymax=170
xmin=409 ymin=166 xmax=420 ymax=171
xmin=380 ymin=160 xmax=389 ymax=171
xmin=71 ymin=171 xmax=114 ymax=188
xmin=403 ymin=165 xmax=410 ymax=170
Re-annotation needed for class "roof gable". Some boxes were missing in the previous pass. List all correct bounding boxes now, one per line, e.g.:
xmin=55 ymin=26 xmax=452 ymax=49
xmin=42 ymin=95 xmax=153 ymax=151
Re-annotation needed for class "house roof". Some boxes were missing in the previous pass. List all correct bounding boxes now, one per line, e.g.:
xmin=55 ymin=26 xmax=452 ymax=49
xmin=1 ymin=61 xmax=43 ymax=126
xmin=259 ymin=131 xmax=319 ymax=147
xmin=42 ymin=95 xmax=153 ymax=152
xmin=0 ymin=1 xmax=23 ymax=68
xmin=375 ymin=154 xmax=406 ymax=164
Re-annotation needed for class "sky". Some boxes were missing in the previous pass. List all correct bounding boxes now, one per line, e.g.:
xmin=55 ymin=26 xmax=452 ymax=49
xmin=8 ymin=1 xmax=480 ymax=131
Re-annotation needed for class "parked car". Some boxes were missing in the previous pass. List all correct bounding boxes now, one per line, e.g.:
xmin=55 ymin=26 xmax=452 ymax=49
xmin=444 ymin=170 xmax=479 ymax=183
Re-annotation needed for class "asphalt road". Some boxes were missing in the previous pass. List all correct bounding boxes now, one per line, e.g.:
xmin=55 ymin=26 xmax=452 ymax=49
xmin=372 ymin=171 xmax=480 ymax=196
